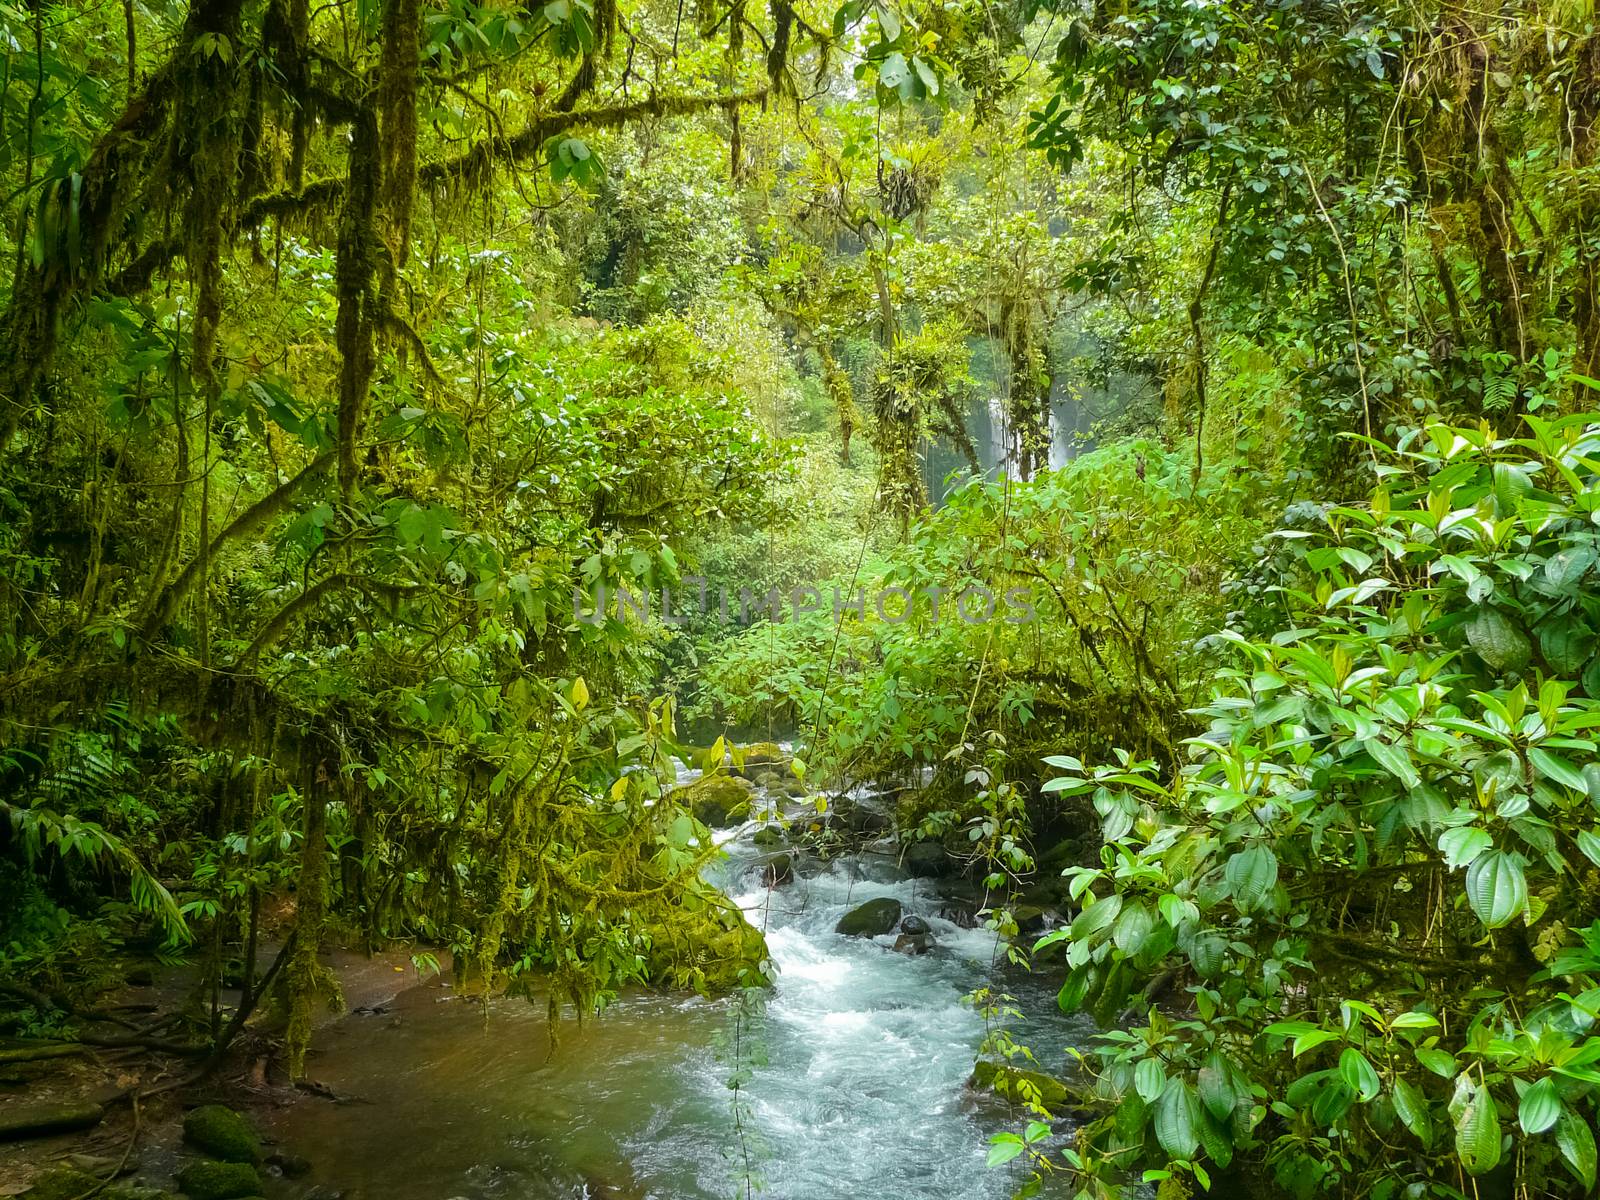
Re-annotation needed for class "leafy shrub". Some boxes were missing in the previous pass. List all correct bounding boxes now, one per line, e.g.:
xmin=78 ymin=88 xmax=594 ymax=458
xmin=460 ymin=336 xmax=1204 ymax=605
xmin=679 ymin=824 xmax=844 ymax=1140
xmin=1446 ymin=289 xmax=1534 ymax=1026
xmin=1031 ymin=414 xmax=1600 ymax=1197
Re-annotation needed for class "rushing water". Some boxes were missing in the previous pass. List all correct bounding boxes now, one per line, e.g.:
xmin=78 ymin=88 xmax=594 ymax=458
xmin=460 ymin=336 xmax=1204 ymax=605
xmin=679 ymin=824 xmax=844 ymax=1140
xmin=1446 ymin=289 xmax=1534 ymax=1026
xmin=264 ymin=784 xmax=1089 ymax=1200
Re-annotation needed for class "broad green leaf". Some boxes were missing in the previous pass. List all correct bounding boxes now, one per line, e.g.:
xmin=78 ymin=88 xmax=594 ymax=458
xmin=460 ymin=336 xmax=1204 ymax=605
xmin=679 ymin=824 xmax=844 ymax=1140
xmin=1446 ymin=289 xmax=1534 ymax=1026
xmin=1556 ymin=1109 xmax=1597 ymax=1190
xmin=986 ymin=1133 xmax=1024 ymax=1167
xmin=1155 ymin=1078 xmax=1201 ymax=1159
xmin=1518 ymin=1076 xmax=1562 ymax=1135
xmin=1223 ymin=843 xmax=1278 ymax=912
xmin=1454 ymin=1083 xmax=1501 ymax=1175
xmin=1438 ymin=826 xmax=1491 ymax=869
xmin=1393 ymin=1076 xmax=1433 ymax=1148
xmin=1416 ymin=1047 xmax=1457 ymax=1077
xmin=1339 ymin=1047 xmax=1381 ymax=1102
xmin=1465 ymin=850 xmax=1527 ymax=929
xmin=1135 ymin=1057 xmax=1166 ymax=1104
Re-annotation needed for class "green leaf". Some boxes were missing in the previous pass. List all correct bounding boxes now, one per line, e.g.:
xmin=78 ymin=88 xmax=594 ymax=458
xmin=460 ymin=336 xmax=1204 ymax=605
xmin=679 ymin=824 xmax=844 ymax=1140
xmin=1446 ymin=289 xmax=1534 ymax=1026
xmin=1416 ymin=1047 xmax=1457 ymax=1077
xmin=1556 ymin=1109 xmax=1597 ymax=1190
xmin=1367 ymin=738 xmax=1419 ymax=789
xmin=875 ymin=1 xmax=901 ymax=40
xmin=1390 ymin=1012 xmax=1440 ymax=1030
xmin=1223 ymin=843 xmax=1278 ymax=912
xmin=1155 ymin=1078 xmax=1201 ymax=1159
xmin=1135 ymin=1057 xmax=1166 ymax=1104
xmin=1392 ymin=1077 xmax=1433 ymax=1148
xmin=1577 ymin=829 xmax=1600 ymax=868
xmin=1197 ymin=1050 xmax=1239 ymax=1121
xmin=986 ymin=1133 xmax=1024 ymax=1167
xmin=1112 ymin=902 xmax=1154 ymax=954
xmin=1339 ymin=1047 xmax=1381 ymax=1102
xmin=1465 ymin=851 xmax=1527 ymax=928
xmin=1529 ymin=747 xmax=1589 ymax=793
xmin=1438 ymin=826 xmax=1491 ymax=869
xmin=1070 ymin=894 xmax=1122 ymax=942
xmin=1518 ymin=1076 xmax=1562 ymax=1135
xmin=1292 ymin=1029 xmax=1340 ymax=1058
xmin=1454 ymin=1083 xmax=1502 ymax=1175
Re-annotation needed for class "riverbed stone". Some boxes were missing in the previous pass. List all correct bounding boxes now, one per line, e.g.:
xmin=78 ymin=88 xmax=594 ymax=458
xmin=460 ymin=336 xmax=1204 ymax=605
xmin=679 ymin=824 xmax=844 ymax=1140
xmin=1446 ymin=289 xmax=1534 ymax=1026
xmin=183 ymin=1105 xmax=261 ymax=1164
xmin=671 ymin=773 xmax=754 ymax=827
xmin=903 ymin=841 xmax=953 ymax=877
xmin=900 ymin=914 xmax=931 ymax=935
xmin=834 ymin=897 xmax=902 ymax=937
xmin=264 ymin=1152 xmax=312 ymax=1179
xmin=176 ymin=1159 xmax=261 ymax=1200
xmin=0 ymin=1100 xmax=104 ymax=1141
xmin=758 ymin=852 xmax=795 ymax=886
xmin=735 ymin=742 xmax=787 ymax=775
xmin=751 ymin=825 xmax=784 ymax=848
xmin=893 ymin=932 xmax=933 ymax=955
xmin=833 ymin=797 xmax=892 ymax=836
xmin=969 ymin=1059 xmax=1069 ymax=1107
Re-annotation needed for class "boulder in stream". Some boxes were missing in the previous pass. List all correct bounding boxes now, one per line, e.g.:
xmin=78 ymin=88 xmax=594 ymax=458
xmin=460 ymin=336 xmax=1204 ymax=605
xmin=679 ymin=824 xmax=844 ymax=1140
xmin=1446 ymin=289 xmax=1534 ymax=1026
xmin=834 ymin=897 xmax=902 ymax=937
xmin=734 ymin=742 xmax=787 ymax=776
xmin=903 ymin=841 xmax=953 ymax=877
xmin=176 ymin=1159 xmax=262 ymax=1200
xmin=900 ymin=914 xmax=931 ymax=936
xmin=670 ymin=773 xmax=754 ymax=827
xmin=183 ymin=1104 xmax=261 ymax=1163
xmin=969 ymin=1059 xmax=1070 ymax=1108
xmin=892 ymin=933 xmax=933 ymax=955
xmin=758 ymin=852 xmax=795 ymax=886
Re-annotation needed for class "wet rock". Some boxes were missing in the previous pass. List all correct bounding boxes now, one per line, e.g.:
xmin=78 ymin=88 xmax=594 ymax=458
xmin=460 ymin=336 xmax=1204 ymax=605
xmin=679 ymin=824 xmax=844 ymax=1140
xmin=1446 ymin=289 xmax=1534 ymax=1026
xmin=758 ymin=852 xmax=795 ymax=887
xmin=0 ymin=1100 xmax=104 ymax=1141
xmin=937 ymin=898 xmax=981 ymax=928
xmin=751 ymin=825 xmax=784 ymax=848
xmin=183 ymin=1105 xmax=261 ymax=1164
xmin=1010 ymin=905 xmax=1056 ymax=935
xmin=833 ymin=798 xmax=892 ymax=836
xmin=903 ymin=841 xmax=953 ymax=877
xmin=735 ymin=742 xmax=787 ymax=775
xmin=266 ymin=1153 xmax=312 ymax=1179
xmin=968 ymin=1060 xmax=1070 ymax=1108
xmin=751 ymin=769 xmax=785 ymax=791
xmin=900 ymin=914 xmax=931 ymax=936
xmin=298 ymin=1188 xmax=344 ymax=1200
xmin=834 ymin=897 xmax=902 ymax=937
xmin=176 ymin=1159 xmax=262 ymax=1200
xmin=671 ymin=773 xmax=754 ymax=827
xmin=893 ymin=933 xmax=933 ymax=955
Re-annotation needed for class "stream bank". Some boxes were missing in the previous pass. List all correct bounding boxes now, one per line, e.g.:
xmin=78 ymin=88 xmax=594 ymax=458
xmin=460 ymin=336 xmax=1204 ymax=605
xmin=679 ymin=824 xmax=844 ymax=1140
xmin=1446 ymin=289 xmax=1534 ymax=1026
xmin=3 ymin=773 xmax=1090 ymax=1200
xmin=254 ymin=776 xmax=1091 ymax=1199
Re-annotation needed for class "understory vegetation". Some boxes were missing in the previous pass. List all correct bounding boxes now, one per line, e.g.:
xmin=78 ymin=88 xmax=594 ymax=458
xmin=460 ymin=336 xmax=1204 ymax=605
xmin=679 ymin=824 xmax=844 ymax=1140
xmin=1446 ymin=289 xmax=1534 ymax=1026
xmin=2 ymin=0 xmax=1600 ymax=1197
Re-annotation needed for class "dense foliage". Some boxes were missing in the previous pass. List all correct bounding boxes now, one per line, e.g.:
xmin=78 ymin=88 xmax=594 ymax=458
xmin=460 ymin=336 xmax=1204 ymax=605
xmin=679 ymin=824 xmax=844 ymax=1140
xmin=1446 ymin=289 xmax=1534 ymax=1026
xmin=4 ymin=0 xmax=1600 ymax=1196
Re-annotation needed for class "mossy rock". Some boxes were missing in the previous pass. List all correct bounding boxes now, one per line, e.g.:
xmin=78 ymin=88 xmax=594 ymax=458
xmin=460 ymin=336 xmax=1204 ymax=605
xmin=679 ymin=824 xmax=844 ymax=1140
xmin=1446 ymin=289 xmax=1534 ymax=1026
xmin=0 ymin=1100 xmax=103 ymax=1140
xmin=672 ymin=773 xmax=753 ymax=827
xmin=969 ymin=1059 xmax=1069 ymax=1108
xmin=835 ymin=897 xmax=902 ymax=936
xmin=24 ymin=1169 xmax=171 ymax=1200
xmin=700 ymin=912 xmax=771 ymax=990
xmin=175 ymin=1160 xmax=261 ymax=1200
xmin=734 ymin=742 xmax=787 ymax=776
xmin=182 ymin=1105 xmax=261 ymax=1164
xmin=751 ymin=825 xmax=784 ymax=848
